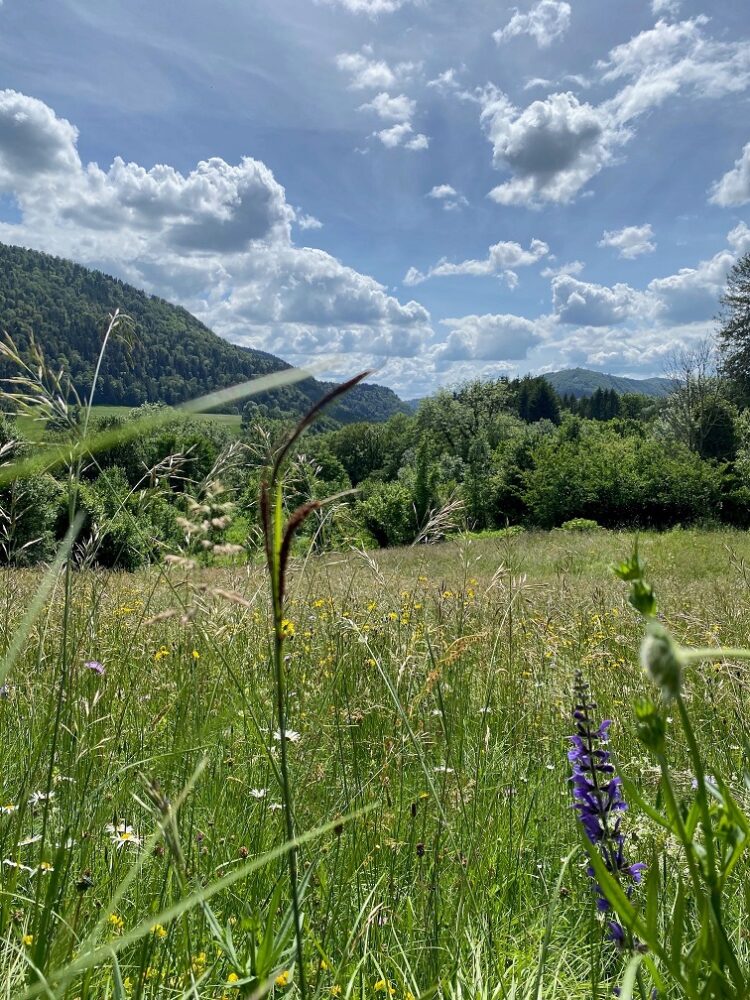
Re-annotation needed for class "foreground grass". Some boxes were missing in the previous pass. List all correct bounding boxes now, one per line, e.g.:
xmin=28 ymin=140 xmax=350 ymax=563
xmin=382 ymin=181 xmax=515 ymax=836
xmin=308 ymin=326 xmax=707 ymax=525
xmin=1 ymin=527 xmax=749 ymax=997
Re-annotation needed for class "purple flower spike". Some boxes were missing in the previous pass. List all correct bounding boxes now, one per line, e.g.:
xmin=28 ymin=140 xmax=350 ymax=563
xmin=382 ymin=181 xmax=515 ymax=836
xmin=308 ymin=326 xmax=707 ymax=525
xmin=569 ymin=671 xmax=644 ymax=941
xmin=84 ymin=660 xmax=105 ymax=676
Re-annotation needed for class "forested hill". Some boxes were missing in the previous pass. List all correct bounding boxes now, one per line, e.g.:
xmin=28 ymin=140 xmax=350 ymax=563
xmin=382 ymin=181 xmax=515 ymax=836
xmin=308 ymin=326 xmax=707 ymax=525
xmin=544 ymin=367 xmax=676 ymax=399
xmin=0 ymin=243 xmax=408 ymax=422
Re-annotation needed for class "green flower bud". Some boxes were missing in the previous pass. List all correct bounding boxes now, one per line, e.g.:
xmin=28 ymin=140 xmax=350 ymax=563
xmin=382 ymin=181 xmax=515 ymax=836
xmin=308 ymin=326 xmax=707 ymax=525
xmin=640 ymin=622 xmax=683 ymax=699
xmin=634 ymin=698 xmax=666 ymax=753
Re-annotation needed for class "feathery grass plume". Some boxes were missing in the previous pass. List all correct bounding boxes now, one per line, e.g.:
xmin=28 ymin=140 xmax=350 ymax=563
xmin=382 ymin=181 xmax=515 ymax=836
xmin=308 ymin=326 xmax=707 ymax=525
xmin=569 ymin=671 xmax=645 ymax=948
xmin=259 ymin=371 xmax=371 ymax=1000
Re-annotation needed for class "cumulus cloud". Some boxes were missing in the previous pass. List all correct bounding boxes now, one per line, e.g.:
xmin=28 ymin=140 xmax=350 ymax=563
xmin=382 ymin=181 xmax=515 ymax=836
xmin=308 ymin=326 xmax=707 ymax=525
xmin=360 ymin=92 xmax=415 ymax=122
xmin=599 ymin=224 xmax=656 ymax=259
xmin=481 ymin=90 xmax=624 ymax=207
xmin=0 ymin=89 xmax=432 ymax=364
xmin=709 ymin=142 xmax=750 ymax=207
xmin=479 ymin=17 xmax=750 ymax=207
xmin=404 ymin=238 xmax=549 ymax=286
xmin=494 ymin=1 xmax=572 ymax=49
xmin=435 ymin=313 xmax=541 ymax=362
xmin=426 ymin=184 xmax=468 ymax=210
xmin=651 ymin=0 xmax=681 ymax=14
xmin=375 ymin=123 xmax=429 ymax=150
xmin=336 ymin=48 xmax=416 ymax=90
xmin=552 ymin=275 xmax=642 ymax=326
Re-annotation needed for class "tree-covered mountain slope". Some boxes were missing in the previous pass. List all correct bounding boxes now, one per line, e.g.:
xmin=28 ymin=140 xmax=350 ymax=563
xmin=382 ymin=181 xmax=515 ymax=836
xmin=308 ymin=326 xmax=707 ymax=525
xmin=0 ymin=242 xmax=408 ymax=421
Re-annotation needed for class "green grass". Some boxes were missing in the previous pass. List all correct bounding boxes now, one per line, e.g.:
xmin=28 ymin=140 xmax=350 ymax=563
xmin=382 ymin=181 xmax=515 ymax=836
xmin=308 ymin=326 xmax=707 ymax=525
xmin=1 ymin=528 xmax=750 ymax=997
xmin=13 ymin=405 xmax=243 ymax=441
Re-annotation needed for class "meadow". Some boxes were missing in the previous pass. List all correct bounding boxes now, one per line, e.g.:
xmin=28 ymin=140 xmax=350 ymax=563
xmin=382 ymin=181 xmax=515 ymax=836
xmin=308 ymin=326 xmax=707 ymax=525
xmin=2 ymin=526 xmax=750 ymax=998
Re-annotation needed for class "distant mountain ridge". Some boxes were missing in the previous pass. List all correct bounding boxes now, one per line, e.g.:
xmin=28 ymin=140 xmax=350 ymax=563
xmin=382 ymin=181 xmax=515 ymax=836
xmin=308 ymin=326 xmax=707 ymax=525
xmin=0 ymin=242 xmax=408 ymax=423
xmin=543 ymin=368 xmax=677 ymax=399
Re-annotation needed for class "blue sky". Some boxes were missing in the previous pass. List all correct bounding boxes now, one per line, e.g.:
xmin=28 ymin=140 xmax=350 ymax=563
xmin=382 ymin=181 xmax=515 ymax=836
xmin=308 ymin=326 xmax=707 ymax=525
xmin=0 ymin=0 xmax=749 ymax=397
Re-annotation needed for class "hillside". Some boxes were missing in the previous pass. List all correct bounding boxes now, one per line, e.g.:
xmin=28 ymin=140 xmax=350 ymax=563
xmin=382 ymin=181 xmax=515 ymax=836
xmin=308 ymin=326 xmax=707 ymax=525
xmin=543 ymin=367 xmax=677 ymax=399
xmin=0 ymin=243 xmax=408 ymax=422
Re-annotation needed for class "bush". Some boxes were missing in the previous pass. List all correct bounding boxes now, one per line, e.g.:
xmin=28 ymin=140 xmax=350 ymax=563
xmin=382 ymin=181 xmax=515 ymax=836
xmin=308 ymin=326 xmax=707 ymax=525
xmin=357 ymin=481 xmax=416 ymax=547
xmin=559 ymin=517 xmax=603 ymax=532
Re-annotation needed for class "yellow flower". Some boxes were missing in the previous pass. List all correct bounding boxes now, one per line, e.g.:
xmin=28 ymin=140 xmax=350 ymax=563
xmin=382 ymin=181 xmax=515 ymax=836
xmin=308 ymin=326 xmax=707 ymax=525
xmin=154 ymin=646 xmax=170 ymax=661
xmin=108 ymin=913 xmax=125 ymax=933
xmin=227 ymin=973 xmax=240 ymax=983
xmin=275 ymin=971 xmax=291 ymax=987
xmin=374 ymin=981 xmax=395 ymax=996
xmin=22 ymin=933 xmax=33 ymax=947
xmin=279 ymin=620 xmax=295 ymax=639
xmin=330 ymin=987 xmax=342 ymax=997
xmin=192 ymin=951 xmax=207 ymax=973
xmin=151 ymin=923 xmax=167 ymax=939
xmin=319 ymin=960 xmax=330 ymax=971
xmin=192 ymin=650 xmax=200 ymax=660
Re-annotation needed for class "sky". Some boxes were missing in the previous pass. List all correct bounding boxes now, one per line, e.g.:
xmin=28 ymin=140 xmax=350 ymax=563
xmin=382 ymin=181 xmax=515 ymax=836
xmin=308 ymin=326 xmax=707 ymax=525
xmin=0 ymin=0 xmax=749 ymax=398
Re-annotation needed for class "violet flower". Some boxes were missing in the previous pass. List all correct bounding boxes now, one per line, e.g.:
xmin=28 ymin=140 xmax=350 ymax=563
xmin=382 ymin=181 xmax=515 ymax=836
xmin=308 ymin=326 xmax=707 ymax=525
xmin=84 ymin=660 xmax=105 ymax=676
xmin=569 ymin=671 xmax=645 ymax=946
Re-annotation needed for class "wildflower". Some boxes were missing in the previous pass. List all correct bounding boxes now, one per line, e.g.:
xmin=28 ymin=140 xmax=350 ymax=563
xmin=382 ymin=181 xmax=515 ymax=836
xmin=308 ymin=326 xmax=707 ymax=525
xmin=279 ymin=619 xmax=295 ymax=638
xmin=192 ymin=952 xmax=207 ymax=974
xmin=84 ymin=660 xmax=105 ymax=676
xmin=3 ymin=859 xmax=34 ymax=873
xmin=269 ymin=802 xmax=283 ymax=811
xmin=154 ymin=646 xmax=170 ymax=662
xmin=272 ymin=729 xmax=301 ymax=743
xmin=227 ymin=973 xmax=240 ymax=983
xmin=151 ymin=923 xmax=168 ymax=939
xmin=330 ymin=987 xmax=342 ymax=997
xmin=569 ymin=672 xmax=645 ymax=946
xmin=249 ymin=788 xmax=268 ymax=799
xmin=108 ymin=913 xmax=125 ymax=933
xmin=28 ymin=791 xmax=54 ymax=807
xmin=105 ymin=822 xmax=142 ymax=849
xmin=275 ymin=971 xmax=291 ymax=987
xmin=38 ymin=861 xmax=54 ymax=874
xmin=192 ymin=650 xmax=200 ymax=659
xmin=18 ymin=835 xmax=42 ymax=846
xmin=22 ymin=933 xmax=33 ymax=947
xmin=374 ymin=981 xmax=395 ymax=996
xmin=1 ymin=803 xmax=17 ymax=814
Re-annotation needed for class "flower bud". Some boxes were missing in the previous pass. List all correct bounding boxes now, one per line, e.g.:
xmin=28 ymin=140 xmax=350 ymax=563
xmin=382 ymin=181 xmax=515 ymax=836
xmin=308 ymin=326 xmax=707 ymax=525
xmin=640 ymin=623 xmax=683 ymax=699
xmin=634 ymin=698 xmax=666 ymax=753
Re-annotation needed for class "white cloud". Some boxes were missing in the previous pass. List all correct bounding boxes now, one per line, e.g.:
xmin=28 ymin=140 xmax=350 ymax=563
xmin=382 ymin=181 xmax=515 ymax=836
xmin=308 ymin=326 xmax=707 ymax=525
xmin=296 ymin=212 xmax=323 ymax=230
xmin=481 ymin=90 xmax=624 ymax=207
xmin=336 ymin=48 xmax=416 ymax=90
xmin=478 ymin=17 xmax=750 ymax=208
xmin=325 ymin=0 xmax=410 ymax=14
xmin=600 ymin=16 xmax=750 ymax=124
xmin=427 ymin=68 xmax=461 ymax=92
xmin=709 ymin=143 xmax=750 ymax=207
xmin=540 ymin=260 xmax=584 ymax=278
xmin=375 ymin=122 xmax=428 ymax=150
xmin=427 ymin=184 xmax=468 ymax=210
xmin=494 ymin=1 xmax=571 ymax=49
xmin=651 ymin=0 xmax=681 ymax=13
xmin=435 ymin=313 xmax=541 ymax=362
xmin=598 ymin=223 xmax=656 ymax=259
xmin=0 ymin=90 xmax=432 ymax=364
xmin=406 ymin=133 xmax=429 ymax=151
xmin=404 ymin=238 xmax=549 ymax=285
xmin=524 ymin=77 xmax=552 ymax=91
xmin=359 ymin=92 xmax=415 ymax=122
xmin=552 ymin=275 xmax=642 ymax=326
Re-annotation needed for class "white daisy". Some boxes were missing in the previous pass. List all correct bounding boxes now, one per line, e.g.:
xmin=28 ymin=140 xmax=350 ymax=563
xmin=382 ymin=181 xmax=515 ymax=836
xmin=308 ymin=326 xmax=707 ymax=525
xmin=249 ymin=788 xmax=268 ymax=799
xmin=272 ymin=729 xmax=301 ymax=743
xmin=105 ymin=822 xmax=142 ymax=849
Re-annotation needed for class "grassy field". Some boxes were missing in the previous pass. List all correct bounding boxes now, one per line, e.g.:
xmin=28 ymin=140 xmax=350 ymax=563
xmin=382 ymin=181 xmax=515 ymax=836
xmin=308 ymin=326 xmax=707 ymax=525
xmin=13 ymin=406 xmax=243 ymax=441
xmin=2 ymin=527 xmax=750 ymax=997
